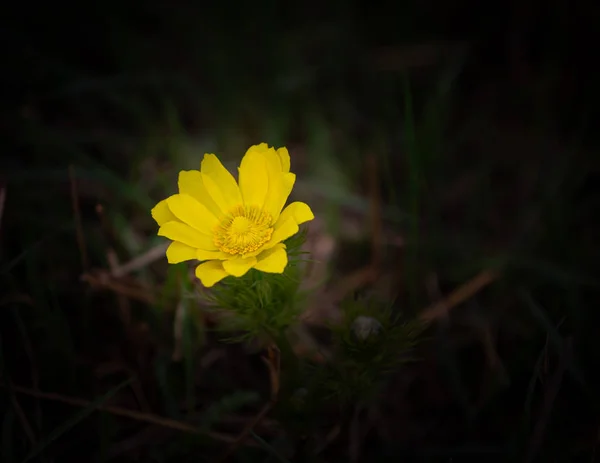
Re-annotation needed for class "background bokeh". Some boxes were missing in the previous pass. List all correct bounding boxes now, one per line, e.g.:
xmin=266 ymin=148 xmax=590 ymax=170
xmin=2 ymin=1 xmax=600 ymax=461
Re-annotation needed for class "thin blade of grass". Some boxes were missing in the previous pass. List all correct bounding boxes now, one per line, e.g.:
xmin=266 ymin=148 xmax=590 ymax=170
xmin=21 ymin=378 xmax=132 ymax=463
xmin=519 ymin=289 xmax=590 ymax=393
xmin=506 ymin=344 xmax=547 ymax=458
xmin=523 ymin=348 xmax=546 ymax=429
xmin=250 ymin=431 xmax=293 ymax=463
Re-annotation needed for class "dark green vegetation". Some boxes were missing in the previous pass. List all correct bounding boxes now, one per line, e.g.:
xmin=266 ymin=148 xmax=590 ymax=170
xmin=2 ymin=1 xmax=599 ymax=462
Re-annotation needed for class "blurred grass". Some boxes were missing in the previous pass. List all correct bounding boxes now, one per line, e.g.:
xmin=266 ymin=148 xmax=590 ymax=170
xmin=2 ymin=1 xmax=600 ymax=461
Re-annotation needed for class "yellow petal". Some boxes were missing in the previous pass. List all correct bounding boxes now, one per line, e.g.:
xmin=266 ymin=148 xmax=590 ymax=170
xmin=262 ymin=167 xmax=295 ymax=222
xmin=197 ymin=249 xmax=229 ymax=261
xmin=195 ymin=260 xmax=229 ymax=287
xmin=222 ymin=256 xmax=257 ymax=277
xmin=166 ymin=241 xmax=197 ymax=264
xmin=151 ymin=199 xmax=176 ymax=226
xmin=200 ymin=154 xmax=242 ymax=214
xmin=166 ymin=194 xmax=218 ymax=234
xmin=245 ymin=143 xmax=271 ymax=156
xmin=158 ymin=221 xmax=217 ymax=251
xmin=178 ymin=170 xmax=222 ymax=218
xmin=283 ymin=173 xmax=295 ymax=191
xmin=238 ymin=150 xmax=269 ymax=207
xmin=277 ymin=201 xmax=314 ymax=226
xmin=277 ymin=147 xmax=291 ymax=172
xmin=254 ymin=244 xmax=288 ymax=273
xmin=261 ymin=146 xmax=284 ymax=173
xmin=270 ymin=218 xmax=299 ymax=245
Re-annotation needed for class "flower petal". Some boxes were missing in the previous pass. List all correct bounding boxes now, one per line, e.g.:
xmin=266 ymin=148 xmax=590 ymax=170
xmin=197 ymin=249 xmax=229 ymax=261
xmin=166 ymin=241 xmax=197 ymax=264
xmin=238 ymin=149 xmax=269 ymax=207
xmin=270 ymin=218 xmax=299 ymax=245
xmin=261 ymin=146 xmax=285 ymax=173
xmin=166 ymin=194 xmax=218 ymax=234
xmin=263 ymin=164 xmax=295 ymax=222
xmin=200 ymin=154 xmax=242 ymax=214
xmin=246 ymin=143 xmax=270 ymax=154
xmin=178 ymin=170 xmax=222 ymax=218
xmin=277 ymin=147 xmax=291 ymax=173
xmin=158 ymin=221 xmax=217 ymax=250
xmin=277 ymin=201 xmax=314 ymax=227
xmin=195 ymin=260 xmax=229 ymax=287
xmin=222 ymin=256 xmax=257 ymax=277
xmin=254 ymin=244 xmax=288 ymax=273
xmin=151 ymin=199 xmax=176 ymax=226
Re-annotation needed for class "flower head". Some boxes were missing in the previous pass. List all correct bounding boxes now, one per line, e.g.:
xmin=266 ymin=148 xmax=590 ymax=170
xmin=151 ymin=143 xmax=314 ymax=287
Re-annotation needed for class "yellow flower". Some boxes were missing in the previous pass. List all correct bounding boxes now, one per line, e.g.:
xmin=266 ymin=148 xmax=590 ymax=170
xmin=151 ymin=143 xmax=314 ymax=287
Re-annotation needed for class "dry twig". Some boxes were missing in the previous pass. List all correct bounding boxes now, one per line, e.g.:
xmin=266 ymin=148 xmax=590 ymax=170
xmin=420 ymin=269 xmax=499 ymax=323
xmin=81 ymin=272 xmax=156 ymax=304
xmin=8 ymin=382 xmax=37 ymax=446
xmin=110 ymin=243 xmax=170 ymax=278
xmin=6 ymin=383 xmax=254 ymax=447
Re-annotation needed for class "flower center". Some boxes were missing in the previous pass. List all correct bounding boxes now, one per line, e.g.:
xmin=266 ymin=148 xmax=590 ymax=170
xmin=214 ymin=205 xmax=274 ymax=255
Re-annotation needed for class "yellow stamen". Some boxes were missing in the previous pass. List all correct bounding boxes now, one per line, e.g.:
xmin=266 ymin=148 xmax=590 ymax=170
xmin=214 ymin=205 xmax=273 ymax=255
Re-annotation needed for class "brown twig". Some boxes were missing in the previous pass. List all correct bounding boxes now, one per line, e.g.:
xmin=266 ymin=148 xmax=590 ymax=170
xmin=425 ymin=272 xmax=450 ymax=322
xmin=419 ymin=269 xmax=499 ymax=323
xmin=81 ymin=272 xmax=156 ymax=305
xmin=7 ymin=382 xmax=37 ymax=446
xmin=6 ymin=383 xmax=255 ymax=447
xmin=0 ymin=293 xmax=35 ymax=307
xmin=110 ymin=243 xmax=170 ymax=278
xmin=69 ymin=165 xmax=89 ymax=271
xmin=215 ymin=346 xmax=281 ymax=462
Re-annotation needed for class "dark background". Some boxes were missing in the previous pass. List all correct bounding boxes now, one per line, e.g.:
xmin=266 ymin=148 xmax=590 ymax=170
xmin=1 ymin=1 xmax=600 ymax=462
